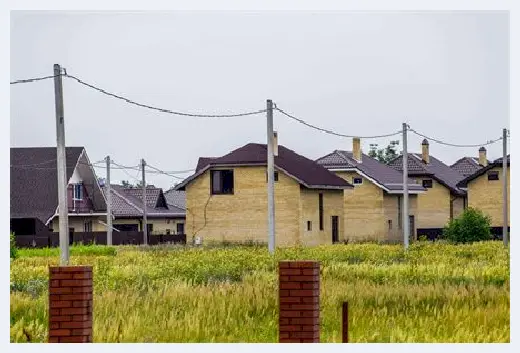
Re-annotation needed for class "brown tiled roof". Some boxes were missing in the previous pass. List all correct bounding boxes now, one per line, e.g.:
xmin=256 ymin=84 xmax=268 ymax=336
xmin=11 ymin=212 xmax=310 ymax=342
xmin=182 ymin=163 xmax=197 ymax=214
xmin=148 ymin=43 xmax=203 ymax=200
xmin=164 ymin=189 xmax=186 ymax=210
xmin=450 ymin=157 xmax=487 ymax=177
xmin=10 ymin=147 xmax=84 ymax=223
xmin=316 ymin=151 xmax=425 ymax=192
xmin=196 ymin=157 xmax=216 ymax=172
xmin=457 ymin=155 xmax=510 ymax=188
xmin=176 ymin=143 xmax=353 ymax=190
xmin=388 ymin=154 xmax=466 ymax=195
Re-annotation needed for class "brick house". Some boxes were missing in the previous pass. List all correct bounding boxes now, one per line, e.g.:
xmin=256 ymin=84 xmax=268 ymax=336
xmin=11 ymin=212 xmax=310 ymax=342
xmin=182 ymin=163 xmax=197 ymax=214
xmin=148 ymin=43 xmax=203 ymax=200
xmin=450 ymin=147 xmax=490 ymax=178
xmin=316 ymin=138 xmax=426 ymax=242
xmin=175 ymin=142 xmax=353 ymax=246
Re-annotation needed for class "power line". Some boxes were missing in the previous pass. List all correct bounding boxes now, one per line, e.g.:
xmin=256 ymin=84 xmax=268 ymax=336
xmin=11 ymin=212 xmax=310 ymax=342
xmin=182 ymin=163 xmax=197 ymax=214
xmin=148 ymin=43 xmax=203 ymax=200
xmin=408 ymin=127 xmax=505 ymax=148
xmin=146 ymin=164 xmax=186 ymax=180
xmin=10 ymin=74 xmax=61 ymax=85
xmin=274 ymin=104 xmax=403 ymax=139
xmin=64 ymin=73 xmax=267 ymax=118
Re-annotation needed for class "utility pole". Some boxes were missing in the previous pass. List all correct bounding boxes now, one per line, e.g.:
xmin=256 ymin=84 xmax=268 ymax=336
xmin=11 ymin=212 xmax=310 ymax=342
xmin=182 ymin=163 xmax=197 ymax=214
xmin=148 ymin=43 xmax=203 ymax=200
xmin=402 ymin=123 xmax=409 ymax=250
xmin=141 ymin=158 xmax=148 ymax=245
xmin=106 ymin=156 xmax=112 ymax=245
xmin=502 ymin=128 xmax=508 ymax=247
xmin=54 ymin=64 xmax=70 ymax=266
xmin=267 ymin=99 xmax=275 ymax=254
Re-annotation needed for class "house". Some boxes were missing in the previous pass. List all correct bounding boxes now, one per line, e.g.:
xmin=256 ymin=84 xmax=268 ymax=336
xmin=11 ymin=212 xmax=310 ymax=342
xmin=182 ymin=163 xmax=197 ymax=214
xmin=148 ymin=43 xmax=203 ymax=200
xmin=175 ymin=142 xmax=353 ymax=246
xmin=450 ymin=147 xmax=489 ymax=177
xmin=316 ymin=138 xmax=426 ymax=242
xmin=457 ymin=155 xmax=510 ymax=233
xmin=104 ymin=184 xmax=186 ymax=235
xmin=388 ymin=139 xmax=466 ymax=238
xmin=10 ymin=147 xmax=107 ymax=238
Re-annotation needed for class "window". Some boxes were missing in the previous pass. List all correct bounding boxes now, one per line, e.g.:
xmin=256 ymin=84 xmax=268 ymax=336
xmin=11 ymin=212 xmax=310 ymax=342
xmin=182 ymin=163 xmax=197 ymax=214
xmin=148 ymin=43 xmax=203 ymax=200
xmin=422 ymin=179 xmax=433 ymax=188
xmin=265 ymin=171 xmax=279 ymax=182
xmin=488 ymin=171 xmax=499 ymax=181
xmin=166 ymin=229 xmax=171 ymax=235
xmin=177 ymin=223 xmax=185 ymax=235
xmin=307 ymin=221 xmax=312 ymax=231
xmin=73 ymin=183 xmax=83 ymax=200
xmin=388 ymin=220 xmax=393 ymax=230
xmin=353 ymin=177 xmax=363 ymax=185
xmin=211 ymin=170 xmax=234 ymax=194
xmin=319 ymin=193 xmax=324 ymax=230
xmin=84 ymin=220 xmax=92 ymax=232
xmin=397 ymin=196 xmax=402 ymax=229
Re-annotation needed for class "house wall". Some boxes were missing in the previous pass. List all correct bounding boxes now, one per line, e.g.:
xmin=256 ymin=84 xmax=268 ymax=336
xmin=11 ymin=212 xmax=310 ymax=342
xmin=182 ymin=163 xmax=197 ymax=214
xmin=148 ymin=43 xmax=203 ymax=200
xmin=148 ymin=218 xmax=186 ymax=234
xmin=185 ymin=166 xmax=301 ymax=246
xmin=452 ymin=196 xmax=466 ymax=219
xmin=412 ymin=177 xmax=452 ymax=229
xmin=299 ymin=188 xmax=344 ymax=246
xmin=67 ymin=183 xmax=95 ymax=214
xmin=334 ymin=171 xmax=386 ymax=241
xmin=51 ymin=216 xmax=106 ymax=232
xmin=467 ymin=166 xmax=510 ymax=227
xmin=383 ymin=193 xmax=419 ymax=242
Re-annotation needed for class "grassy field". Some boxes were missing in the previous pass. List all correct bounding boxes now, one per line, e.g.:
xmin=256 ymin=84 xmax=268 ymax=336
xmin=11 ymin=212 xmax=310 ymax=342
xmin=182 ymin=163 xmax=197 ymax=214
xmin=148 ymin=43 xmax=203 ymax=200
xmin=10 ymin=241 xmax=509 ymax=343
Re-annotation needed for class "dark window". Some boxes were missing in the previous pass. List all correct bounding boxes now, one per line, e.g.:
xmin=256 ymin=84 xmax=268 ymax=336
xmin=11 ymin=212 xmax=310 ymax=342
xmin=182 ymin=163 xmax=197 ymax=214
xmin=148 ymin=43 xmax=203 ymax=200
xmin=422 ymin=179 xmax=433 ymax=188
xmin=488 ymin=171 xmax=499 ymax=181
xmin=388 ymin=220 xmax=392 ymax=230
xmin=166 ymin=229 xmax=171 ymax=235
xmin=73 ymin=183 xmax=83 ymax=200
xmin=211 ymin=170 xmax=234 ymax=194
xmin=114 ymin=224 xmax=139 ymax=232
xmin=266 ymin=171 xmax=279 ymax=182
xmin=353 ymin=177 xmax=363 ymax=185
xmin=319 ymin=193 xmax=324 ymax=230
xmin=307 ymin=221 xmax=312 ymax=231
xmin=176 ymin=223 xmax=185 ymax=235
xmin=397 ymin=196 xmax=402 ymax=229
xmin=84 ymin=220 xmax=92 ymax=232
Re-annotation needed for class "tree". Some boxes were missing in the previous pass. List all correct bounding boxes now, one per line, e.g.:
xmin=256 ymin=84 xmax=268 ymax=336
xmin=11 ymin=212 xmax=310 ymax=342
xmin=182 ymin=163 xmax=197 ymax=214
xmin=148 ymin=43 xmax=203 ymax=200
xmin=442 ymin=208 xmax=492 ymax=244
xmin=368 ymin=140 xmax=400 ymax=164
xmin=121 ymin=180 xmax=143 ymax=188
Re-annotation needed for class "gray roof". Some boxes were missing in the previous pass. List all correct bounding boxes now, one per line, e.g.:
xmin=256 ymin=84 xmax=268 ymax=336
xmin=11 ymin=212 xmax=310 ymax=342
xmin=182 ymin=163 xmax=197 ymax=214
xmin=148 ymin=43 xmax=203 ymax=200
xmin=316 ymin=150 xmax=425 ymax=192
xmin=457 ymin=154 xmax=510 ymax=188
xmin=164 ymin=189 xmax=186 ymax=210
xmin=388 ymin=154 xmax=466 ymax=196
xmin=450 ymin=157 xmax=487 ymax=178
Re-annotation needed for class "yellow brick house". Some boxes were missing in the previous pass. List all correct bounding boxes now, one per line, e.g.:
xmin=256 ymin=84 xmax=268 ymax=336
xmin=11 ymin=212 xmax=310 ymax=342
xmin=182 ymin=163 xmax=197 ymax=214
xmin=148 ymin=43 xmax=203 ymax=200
xmin=457 ymin=155 xmax=510 ymax=235
xmin=175 ymin=142 xmax=353 ymax=246
xmin=317 ymin=138 xmax=426 ymax=243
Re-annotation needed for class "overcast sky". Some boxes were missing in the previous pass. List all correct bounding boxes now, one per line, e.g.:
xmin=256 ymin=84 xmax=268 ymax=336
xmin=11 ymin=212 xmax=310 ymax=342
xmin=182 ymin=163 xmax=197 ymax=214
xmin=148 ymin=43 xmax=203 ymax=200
xmin=10 ymin=11 xmax=509 ymax=190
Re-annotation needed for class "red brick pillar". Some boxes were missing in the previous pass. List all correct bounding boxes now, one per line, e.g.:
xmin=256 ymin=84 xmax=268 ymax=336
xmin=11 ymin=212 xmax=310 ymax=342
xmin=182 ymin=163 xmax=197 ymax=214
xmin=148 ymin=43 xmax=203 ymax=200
xmin=279 ymin=261 xmax=320 ymax=343
xmin=48 ymin=266 xmax=93 ymax=343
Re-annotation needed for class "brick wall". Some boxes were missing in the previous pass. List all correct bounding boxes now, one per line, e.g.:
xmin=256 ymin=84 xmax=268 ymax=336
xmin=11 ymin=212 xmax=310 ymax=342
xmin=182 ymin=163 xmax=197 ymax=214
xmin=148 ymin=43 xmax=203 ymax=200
xmin=48 ymin=266 xmax=93 ymax=343
xmin=279 ymin=261 xmax=320 ymax=343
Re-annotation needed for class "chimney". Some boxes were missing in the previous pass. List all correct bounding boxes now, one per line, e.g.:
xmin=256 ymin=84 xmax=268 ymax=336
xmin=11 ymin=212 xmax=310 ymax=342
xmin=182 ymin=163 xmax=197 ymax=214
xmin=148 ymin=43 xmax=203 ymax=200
xmin=273 ymin=131 xmax=278 ymax=156
xmin=421 ymin=139 xmax=430 ymax=164
xmin=353 ymin=137 xmax=361 ymax=162
xmin=478 ymin=147 xmax=487 ymax=167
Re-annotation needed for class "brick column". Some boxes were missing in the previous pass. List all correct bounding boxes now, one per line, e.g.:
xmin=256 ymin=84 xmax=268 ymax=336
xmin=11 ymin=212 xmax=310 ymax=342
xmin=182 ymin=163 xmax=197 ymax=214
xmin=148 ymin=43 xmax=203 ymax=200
xmin=48 ymin=266 xmax=93 ymax=343
xmin=278 ymin=261 xmax=320 ymax=343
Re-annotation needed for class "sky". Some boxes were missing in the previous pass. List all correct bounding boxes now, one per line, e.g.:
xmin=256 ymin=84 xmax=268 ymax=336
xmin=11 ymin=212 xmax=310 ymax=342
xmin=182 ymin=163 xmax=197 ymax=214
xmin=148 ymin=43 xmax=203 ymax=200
xmin=10 ymin=11 xmax=510 ymax=190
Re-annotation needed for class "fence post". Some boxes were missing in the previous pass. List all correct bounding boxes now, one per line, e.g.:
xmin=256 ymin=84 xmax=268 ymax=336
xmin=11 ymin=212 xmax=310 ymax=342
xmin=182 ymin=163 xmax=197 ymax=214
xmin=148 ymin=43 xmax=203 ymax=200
xmin=48 ymin=266 xmax=93 ymax=343
xmin=342 ymin=302 xmax=349 ymax=343
xmin=279 ymin=261 xmax=320 ymax=343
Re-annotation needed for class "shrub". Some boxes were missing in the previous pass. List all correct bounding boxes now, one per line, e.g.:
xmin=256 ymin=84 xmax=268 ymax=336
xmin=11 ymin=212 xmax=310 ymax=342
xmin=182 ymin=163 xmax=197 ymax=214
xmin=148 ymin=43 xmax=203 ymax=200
xmin=10 ymin=233 xmax=18 ymax=260
xmin=443 ymin=208 xmax=492 ymax=244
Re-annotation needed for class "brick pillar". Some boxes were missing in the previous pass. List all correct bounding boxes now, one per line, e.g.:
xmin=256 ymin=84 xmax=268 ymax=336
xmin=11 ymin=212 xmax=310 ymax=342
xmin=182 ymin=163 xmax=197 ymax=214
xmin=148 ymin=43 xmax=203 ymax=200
xmin=48 ymin=266 xmax=93 ymax=343
xmin=279 ymin=261 xmax=320 ymax=343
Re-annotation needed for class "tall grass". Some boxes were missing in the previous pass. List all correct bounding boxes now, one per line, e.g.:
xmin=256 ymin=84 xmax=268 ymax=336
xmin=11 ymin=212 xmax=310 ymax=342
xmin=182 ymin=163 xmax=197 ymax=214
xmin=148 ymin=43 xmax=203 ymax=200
xmin=10 ymin=242 xmax=509 ymax=342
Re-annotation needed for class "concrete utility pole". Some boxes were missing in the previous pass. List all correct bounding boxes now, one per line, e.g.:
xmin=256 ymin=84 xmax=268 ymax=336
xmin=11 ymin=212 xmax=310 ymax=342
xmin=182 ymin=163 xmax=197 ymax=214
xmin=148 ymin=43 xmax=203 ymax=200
xmin=502 ymin=128 xmax=508 ymax=247
xmin=141 ymin=158 xmax=148 ymax=245
xmin=53 ymin=64 xmax=70 ymax=266
xmin=106 ymin=156 xmax=112 ymax=245
xmin=402 ymin=122 xmax=409 ymax=250
xmin=267 ymin=99 xmax=275 ymax=254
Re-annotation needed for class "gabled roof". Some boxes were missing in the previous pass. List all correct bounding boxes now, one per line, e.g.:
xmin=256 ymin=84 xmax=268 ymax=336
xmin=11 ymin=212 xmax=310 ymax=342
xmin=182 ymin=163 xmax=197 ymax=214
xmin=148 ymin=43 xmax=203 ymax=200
xmin=176 ymin=143 xmax=353 ymax=191
xmin=11 ymin=147 xmax=85 ymax=223
xmin=450 ymin=157 xmax=488 ymax=177
xmin=196 ymin=157 xmax=216 ymax=172
xmin=388 ymin=154 xmax=466 ymax=196
xmin=164 ymin=189 xmax=186 ymax=210
xmin=316 ymin=150 xmax=425 ymax=193
xmin=457 ymin=155 xmax=510 ymax=188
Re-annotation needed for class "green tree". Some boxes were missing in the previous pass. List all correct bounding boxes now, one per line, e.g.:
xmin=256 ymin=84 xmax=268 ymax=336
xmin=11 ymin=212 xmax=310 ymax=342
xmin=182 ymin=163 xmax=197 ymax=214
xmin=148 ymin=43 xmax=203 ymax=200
xmin=442 ymin=208 xmax=492 ymax=244
xmin=368 ymin=140 xmax=400 ymax=164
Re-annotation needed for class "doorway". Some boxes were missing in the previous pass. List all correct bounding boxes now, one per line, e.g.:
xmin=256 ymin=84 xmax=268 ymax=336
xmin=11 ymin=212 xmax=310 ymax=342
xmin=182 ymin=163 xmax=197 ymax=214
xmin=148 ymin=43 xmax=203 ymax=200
xmin=331 ymin=216 xmax=339 ymax=243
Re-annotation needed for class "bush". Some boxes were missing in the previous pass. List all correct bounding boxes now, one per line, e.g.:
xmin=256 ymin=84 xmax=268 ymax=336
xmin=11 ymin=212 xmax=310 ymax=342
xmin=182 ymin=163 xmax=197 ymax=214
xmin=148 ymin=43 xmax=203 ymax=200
xmin=443 ymin=208 xmax=492 ymax=244
xmin=10 ymin=233 xmax=18 ymax=260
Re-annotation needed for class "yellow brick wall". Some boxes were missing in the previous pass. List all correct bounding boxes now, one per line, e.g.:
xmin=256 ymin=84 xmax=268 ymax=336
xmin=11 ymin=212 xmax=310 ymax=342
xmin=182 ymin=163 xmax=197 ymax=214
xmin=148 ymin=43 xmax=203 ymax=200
xmin=185 ymin=166 xmax=301 ymax=246
xmin=383 ymin=194 xmax=419 ymax=242
xmin=299 ymin=188 xmax=344 ymax=246
xmin=412 ymin=177 xmax=452 ymax=229
xmin=467 ymin=167 xmax=510 ymax=227
xmin=452 ymin=196 xmax=466 ymax=219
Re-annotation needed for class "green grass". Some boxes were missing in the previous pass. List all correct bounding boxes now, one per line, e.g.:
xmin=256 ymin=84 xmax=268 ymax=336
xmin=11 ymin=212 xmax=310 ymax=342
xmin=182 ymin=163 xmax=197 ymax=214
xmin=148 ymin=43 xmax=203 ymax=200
xmin=10 ymin=241 xmax=509 ymax=343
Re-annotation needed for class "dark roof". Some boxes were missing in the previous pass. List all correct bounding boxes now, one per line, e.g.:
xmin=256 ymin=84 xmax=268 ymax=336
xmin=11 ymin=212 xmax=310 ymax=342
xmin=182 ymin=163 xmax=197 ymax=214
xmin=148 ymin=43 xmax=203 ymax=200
xmin=10 ymin=147 xmax=84 ymax=223
xmin=457 ymin=155 xmax=510 ymax=188
xmin=164 ymin=189 xmax=186 ymax=210
xmin=196 ymin=157 xmax=216 ymax=172
xmin=105 ymin=185 xmax=185 ymax=217
xmin=450 ymin=157 xmax=488 ymax=178
xmin=316 ymin=151 xmax=425 ymax=192
xmin=176 ymin=143 xmax=353 ymax=190
xmin=388 ymin=154 xmax=466 ymax=195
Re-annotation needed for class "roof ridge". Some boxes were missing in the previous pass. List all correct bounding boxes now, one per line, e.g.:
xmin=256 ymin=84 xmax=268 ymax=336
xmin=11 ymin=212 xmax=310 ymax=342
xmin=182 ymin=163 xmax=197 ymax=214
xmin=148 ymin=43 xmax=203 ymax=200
xmin=111 ymin=188 xmax=143 ymax=213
